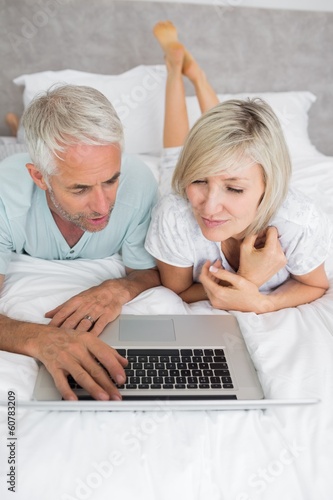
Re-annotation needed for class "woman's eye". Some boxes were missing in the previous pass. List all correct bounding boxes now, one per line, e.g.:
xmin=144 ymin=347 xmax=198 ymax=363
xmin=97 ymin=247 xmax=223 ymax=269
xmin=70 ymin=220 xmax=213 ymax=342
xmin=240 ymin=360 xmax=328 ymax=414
xmin=192 ymin=179 xmax=207 ymax=185
xmin=227 ymin=187 xmax=244 ymax=194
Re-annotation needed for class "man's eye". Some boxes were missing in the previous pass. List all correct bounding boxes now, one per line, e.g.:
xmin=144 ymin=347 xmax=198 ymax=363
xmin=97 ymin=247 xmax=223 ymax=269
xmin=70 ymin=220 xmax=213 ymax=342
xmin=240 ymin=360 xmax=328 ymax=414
xmin=104 ymin=174 xmax=121 ymax=186
xmin=73 ymin=188 xmax=88 ymax=195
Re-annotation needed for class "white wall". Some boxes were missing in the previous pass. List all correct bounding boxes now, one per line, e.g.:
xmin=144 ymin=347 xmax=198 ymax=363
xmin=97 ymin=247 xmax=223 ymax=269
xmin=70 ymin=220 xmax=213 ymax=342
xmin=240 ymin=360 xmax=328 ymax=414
xmin=127 ymin=0 xmax=333 ymax=12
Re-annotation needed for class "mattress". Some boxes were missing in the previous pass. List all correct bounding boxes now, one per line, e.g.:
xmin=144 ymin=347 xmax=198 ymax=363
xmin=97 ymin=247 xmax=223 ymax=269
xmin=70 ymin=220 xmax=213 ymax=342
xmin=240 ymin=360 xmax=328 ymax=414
xmin=0 ymin=148 xmax=332 ymax=500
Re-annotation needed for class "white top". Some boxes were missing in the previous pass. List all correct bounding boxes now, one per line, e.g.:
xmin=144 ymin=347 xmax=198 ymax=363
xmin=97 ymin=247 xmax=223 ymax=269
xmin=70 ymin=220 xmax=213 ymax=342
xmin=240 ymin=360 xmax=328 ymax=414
xmin=145 ymin=188 xmax=333 ymax=292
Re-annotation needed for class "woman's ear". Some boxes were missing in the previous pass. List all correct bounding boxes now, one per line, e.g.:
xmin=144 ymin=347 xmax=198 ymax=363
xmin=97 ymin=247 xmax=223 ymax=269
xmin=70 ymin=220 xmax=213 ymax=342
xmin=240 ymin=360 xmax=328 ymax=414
xmin=25 ymin=163 xmax=48 ymax=191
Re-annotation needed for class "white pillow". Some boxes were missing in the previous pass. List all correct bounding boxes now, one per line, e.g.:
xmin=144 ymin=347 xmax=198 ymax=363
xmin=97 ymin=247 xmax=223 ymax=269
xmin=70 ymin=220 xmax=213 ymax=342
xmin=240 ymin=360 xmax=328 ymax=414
xmin=14 ymin=66 xmax=167 ymax=155
xmin=186 ymin=91 xmax=318 ymax=158
xmin=14 ymin=66 xmax=317 ymax=158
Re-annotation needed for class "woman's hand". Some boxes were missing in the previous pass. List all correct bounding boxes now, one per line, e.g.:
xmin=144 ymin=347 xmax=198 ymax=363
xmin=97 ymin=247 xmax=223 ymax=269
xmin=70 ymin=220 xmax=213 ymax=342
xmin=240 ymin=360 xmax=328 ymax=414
xmin=237 ymin=226 xmax=287 ymax=287
xmin=200 ymin=261 xmax=273 ymax=313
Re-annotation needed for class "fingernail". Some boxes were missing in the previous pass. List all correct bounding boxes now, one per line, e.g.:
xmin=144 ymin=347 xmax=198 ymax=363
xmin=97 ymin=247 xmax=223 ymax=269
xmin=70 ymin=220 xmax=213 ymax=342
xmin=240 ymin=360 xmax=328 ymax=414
xmin=99 ymin=392 xmax=110 ymax=401
xmin=209 ymin=265 xmax=218 ymax=273
xmin=116 ymin=374 xmax=126 ymax=385
xmin=67 ymin=395 xmax=77 ymax=401
xmin=111 ymin=394 xmax=122 ymax=401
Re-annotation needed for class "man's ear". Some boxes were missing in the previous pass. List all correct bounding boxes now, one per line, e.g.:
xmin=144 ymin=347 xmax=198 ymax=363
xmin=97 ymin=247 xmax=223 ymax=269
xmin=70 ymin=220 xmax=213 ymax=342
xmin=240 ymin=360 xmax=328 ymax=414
xmin=25 ymin=163 xmax=48 ymax=191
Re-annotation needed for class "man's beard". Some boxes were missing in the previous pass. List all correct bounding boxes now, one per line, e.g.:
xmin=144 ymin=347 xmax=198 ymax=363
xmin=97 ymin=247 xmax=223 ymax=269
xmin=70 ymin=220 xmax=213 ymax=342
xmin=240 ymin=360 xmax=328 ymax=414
xmin=48 ymin=188 xmax=113 ymax=232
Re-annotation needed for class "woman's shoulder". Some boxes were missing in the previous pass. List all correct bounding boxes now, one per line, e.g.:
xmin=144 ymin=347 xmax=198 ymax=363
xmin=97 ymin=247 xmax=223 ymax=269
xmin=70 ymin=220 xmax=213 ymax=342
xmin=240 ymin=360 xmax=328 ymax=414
xmin=154 ymin=192 xmax=193 ymax=217
xmin=272 ymin=188 xmax=326 ymax=227
xmin=150 ymin=191 xmax=201 ymax=239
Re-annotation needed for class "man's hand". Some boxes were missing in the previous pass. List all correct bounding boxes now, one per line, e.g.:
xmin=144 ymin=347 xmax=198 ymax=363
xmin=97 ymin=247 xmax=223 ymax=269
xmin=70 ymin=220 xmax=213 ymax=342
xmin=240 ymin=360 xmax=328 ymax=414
xmin=200 ymin=262 xmax=273 ymax=313
xmin=45 ymin=268 xmax=160 ymax=336
xmin=45 ymin=280 xmax=126 ymax=336
xmin=30 ymin=326 xmax=128 ymax=401
xmin=237 ymin=226 xmax=287 ymax=287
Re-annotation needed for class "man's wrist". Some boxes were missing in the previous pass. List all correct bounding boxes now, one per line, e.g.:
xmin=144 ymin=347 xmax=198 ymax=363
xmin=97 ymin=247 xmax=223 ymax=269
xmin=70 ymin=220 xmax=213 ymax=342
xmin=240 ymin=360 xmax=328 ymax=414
xmin=101 ymin=278 xmax=132 ymax=306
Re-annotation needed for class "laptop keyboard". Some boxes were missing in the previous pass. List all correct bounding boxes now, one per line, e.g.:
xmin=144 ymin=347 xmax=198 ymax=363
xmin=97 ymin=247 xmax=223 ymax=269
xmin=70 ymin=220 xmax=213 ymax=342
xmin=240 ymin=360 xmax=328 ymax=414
xmin=68 ymin=348 xmax=234 ymax=394
xmin=119 ymin=348 xmax=234 ymax=390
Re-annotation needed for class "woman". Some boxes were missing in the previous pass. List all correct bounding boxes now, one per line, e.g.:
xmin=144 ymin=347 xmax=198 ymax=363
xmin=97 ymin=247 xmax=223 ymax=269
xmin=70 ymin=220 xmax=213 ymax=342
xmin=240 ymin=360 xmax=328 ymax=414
xmin=145 ymin=21 xmax=332 ymax=313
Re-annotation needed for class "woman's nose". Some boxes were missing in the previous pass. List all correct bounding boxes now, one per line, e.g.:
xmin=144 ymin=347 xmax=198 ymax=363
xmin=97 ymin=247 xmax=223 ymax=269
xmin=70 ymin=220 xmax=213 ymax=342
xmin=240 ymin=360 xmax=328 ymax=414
xmin=202 ymin=187 xmax=223 ymax=214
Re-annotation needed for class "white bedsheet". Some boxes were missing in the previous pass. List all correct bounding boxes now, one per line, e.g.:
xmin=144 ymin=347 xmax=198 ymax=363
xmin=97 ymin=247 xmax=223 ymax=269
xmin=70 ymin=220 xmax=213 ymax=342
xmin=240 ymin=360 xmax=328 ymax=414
xmin=0 ymin=151 xmax=332 ymax=500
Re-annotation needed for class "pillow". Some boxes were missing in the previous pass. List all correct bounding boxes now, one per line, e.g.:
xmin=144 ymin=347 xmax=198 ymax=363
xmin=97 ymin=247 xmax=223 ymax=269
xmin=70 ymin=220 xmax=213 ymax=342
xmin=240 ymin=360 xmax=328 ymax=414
xmin=186 ymin=91 xmax=318 ymax=158
xmin=14 ymin=65 xmax=167 ymax=155
xmin=14 ymin=66 xmax=317 ymax=158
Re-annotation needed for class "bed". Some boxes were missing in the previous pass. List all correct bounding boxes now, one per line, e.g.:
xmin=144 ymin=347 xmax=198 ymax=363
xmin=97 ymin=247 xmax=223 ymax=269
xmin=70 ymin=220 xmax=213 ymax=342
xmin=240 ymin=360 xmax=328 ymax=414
xmin=0 ymin=1 xmax=333 ymax=499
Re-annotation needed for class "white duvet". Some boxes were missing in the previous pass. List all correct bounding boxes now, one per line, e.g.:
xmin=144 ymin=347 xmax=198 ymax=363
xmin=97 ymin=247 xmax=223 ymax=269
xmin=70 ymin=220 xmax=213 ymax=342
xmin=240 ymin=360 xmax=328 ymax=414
xmin=0 ymin=151 xmax=332 ymax=500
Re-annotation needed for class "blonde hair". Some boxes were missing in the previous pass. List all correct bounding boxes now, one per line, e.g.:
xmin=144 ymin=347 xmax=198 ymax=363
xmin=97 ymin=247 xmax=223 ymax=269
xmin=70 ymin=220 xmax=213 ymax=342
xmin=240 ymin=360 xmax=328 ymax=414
xmin=172 ymin=98 xmax=292 ymax=236
xmin=21 ymin=84 xmax=124 ymax=177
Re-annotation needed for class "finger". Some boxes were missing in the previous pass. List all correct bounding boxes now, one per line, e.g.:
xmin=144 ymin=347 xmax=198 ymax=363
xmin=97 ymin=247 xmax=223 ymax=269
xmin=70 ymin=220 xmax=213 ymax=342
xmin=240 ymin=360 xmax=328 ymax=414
xmin=75 ymin=361 xmax=123 ymax=401
xmin=201 ymin=260 xmax=213 ymax=276
xmin=88 ymin=315 xmax=114 ymax=337
xmin=207 ymin=267 xmax=245 ymax=287
xmin=45 ymin=356 xmax=117 ymax=401
xmin=64 ymin=346 xmax=125 ymax=401
xmin=45 ymin=304 xmax=63 ymax=319
xmin=87 ymin=318 xmax=106 ymax=336
xmin=46 ymin=303 xmax=80 ymax=326
xmin=241 ymin=233 xmax=258 ymax=250
xmin=45 ymin=297 xmax=78 ymax=319
xmin=200 ymin=270 xmax=227 ymax=304
xmin=212 ymin=259 xmax=223 ymax=270
xmin=52 ymin=306 xmax=99 ymax=330
xmin=43 ymin=333 xmax=126 ymax=400
xmin=87 ymin=340 xmax=127 ymax=387
xmin=51 ymin=369 xmax=79 ymax=401
xmin=48 ymin=313 xmax=80 ymax=329
xmin=77 ymin=304 xmax=122 ymax=336
xmin=264 ymin=226 xmax=279 ymax=244
xmin=112 ymin=348 xmax=129 ymax=367
xmin=74 ymin=316 xmax=99 ymax=333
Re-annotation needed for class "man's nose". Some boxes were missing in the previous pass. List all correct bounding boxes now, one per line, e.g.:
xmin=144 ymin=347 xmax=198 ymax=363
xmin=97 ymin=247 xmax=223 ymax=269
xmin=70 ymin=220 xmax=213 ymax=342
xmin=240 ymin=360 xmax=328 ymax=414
xmin=89 ymin=188 xmax=111 ymax=214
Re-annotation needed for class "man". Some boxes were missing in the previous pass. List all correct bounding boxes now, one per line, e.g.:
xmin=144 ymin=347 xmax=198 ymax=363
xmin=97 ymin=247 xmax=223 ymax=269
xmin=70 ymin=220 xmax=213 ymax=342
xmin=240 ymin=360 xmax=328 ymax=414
xmin=0 ymin=85 xmax=160 ymax=401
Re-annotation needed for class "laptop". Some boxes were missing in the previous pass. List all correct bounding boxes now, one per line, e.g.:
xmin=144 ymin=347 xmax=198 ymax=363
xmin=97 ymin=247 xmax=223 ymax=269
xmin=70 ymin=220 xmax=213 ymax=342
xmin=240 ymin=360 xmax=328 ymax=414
xmin=31 ymin=314 xmax=319 ymax=411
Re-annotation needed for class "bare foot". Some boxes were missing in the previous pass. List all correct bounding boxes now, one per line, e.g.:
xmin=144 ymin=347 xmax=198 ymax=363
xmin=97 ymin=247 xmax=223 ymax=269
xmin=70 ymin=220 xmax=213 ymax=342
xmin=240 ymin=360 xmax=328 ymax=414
xmin=5 ymin=113 xmax=20 ymax=137
xmin=153 ymin=21 xmax=178 ymax=50
xmin=153 ymin=21 xmax=202 ymax=83
xmin=153 ymin=21 xmax=185 ymax=72
xmin=153 ymin=21 xmax=219 ymax=112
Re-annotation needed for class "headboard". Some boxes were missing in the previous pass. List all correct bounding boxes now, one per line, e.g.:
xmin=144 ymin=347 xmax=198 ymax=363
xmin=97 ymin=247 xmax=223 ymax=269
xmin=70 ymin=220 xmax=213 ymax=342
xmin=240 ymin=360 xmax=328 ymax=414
xmin=1 ymin=0 xmax=332 ymax=155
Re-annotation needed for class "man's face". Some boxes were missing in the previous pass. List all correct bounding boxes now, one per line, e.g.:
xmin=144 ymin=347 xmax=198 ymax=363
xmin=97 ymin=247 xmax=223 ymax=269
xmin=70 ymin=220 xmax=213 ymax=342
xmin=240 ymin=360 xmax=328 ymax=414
xmin=45 ymin=144 xmax=122 ymax=232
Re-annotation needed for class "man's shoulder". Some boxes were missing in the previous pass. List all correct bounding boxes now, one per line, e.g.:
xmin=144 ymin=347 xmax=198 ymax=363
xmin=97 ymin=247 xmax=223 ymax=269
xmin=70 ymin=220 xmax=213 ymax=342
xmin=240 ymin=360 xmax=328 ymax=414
xmin=0 ymin=153 xmax=32 ymax=174
xmin=121 ymin=154 xmax=157 ymax=183
xmin=0 ymin=153 xmax=35 ymax=204
xmin=118 ymin=154 xmax=158 ymax=205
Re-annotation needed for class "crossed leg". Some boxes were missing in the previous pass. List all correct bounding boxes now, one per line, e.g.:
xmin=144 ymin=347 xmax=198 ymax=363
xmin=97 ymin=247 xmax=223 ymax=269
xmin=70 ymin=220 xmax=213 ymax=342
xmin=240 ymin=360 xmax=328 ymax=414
xmin=153 ymin=21 xmax=219 ymax=148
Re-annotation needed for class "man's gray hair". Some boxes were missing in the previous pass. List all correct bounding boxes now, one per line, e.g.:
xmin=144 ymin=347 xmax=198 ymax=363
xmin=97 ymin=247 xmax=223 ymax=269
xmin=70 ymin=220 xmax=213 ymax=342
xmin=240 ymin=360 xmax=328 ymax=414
xmin=21 ymin=84 xmax=124 ymax=176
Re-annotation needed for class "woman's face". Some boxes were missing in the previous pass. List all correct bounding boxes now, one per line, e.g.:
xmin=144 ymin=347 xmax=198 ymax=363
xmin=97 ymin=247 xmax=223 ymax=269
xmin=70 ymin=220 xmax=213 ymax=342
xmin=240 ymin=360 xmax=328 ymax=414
xmin=185 ymin=157 xmax=265 ymax=242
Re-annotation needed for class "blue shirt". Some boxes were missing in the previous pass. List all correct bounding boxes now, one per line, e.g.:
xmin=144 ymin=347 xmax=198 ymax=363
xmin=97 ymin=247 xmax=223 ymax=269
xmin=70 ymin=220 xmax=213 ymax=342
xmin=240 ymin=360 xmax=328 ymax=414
xmin=0 ymin=153 xmax=157 ymax=274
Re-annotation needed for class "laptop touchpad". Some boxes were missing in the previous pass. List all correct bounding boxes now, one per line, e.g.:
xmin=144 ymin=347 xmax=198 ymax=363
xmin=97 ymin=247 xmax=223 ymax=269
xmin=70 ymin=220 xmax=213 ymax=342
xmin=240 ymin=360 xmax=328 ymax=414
xmin=119 ymin=318 xmax=176 ymax=342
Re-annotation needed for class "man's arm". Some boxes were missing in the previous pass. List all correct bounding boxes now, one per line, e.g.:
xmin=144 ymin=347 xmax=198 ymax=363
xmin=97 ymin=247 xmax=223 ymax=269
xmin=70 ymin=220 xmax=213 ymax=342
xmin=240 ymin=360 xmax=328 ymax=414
xmin=0 ymin=274 xmax=128 ymax=400
xmin=45 ymin=267 xmax=161 ymax=335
